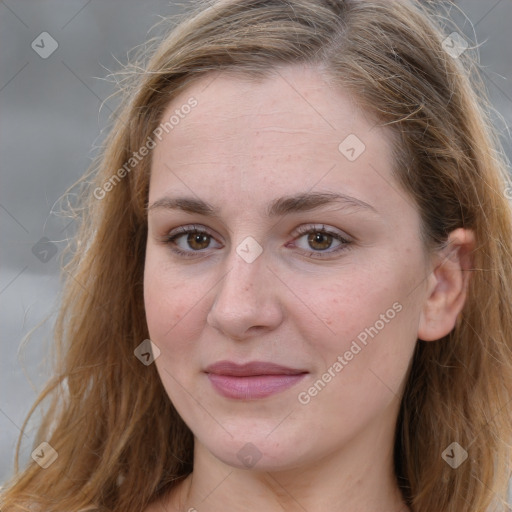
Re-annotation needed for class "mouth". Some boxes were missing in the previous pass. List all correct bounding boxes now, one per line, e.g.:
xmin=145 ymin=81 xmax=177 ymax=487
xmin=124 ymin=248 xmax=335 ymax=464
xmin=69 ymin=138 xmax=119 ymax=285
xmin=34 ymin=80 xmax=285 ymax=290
xmin=204 ymin=360 xmax=308 ymax=400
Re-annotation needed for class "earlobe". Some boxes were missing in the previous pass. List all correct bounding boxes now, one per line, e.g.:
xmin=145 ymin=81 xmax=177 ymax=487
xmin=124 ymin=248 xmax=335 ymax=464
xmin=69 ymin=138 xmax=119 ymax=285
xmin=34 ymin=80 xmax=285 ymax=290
xmin=417 ymin=228 xmax=475 ymax=342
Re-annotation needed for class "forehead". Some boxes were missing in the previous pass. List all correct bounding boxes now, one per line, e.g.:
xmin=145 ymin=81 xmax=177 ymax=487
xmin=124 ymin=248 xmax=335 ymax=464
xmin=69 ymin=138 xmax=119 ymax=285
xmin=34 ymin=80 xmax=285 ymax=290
xmin=149 ymin=64 xmax=400 ymax=216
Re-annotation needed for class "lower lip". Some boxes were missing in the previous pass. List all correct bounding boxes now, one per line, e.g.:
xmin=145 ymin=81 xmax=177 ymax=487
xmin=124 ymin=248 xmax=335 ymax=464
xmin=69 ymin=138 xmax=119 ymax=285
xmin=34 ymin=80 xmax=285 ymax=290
xmin=207 ymin=373 xmax=307 ymax=399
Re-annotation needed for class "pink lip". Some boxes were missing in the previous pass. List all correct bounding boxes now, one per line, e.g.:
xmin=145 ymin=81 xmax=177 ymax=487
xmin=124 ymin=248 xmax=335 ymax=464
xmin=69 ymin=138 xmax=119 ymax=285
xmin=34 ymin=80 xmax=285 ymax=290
xmin=204 ymin=361 xmax=308 ymax=400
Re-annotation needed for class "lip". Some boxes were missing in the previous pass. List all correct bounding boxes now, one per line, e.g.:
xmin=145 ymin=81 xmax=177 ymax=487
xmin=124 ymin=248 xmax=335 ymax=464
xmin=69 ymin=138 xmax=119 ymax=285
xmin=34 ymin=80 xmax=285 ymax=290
xmin=204 ymin=361 xmax=308 ymax=400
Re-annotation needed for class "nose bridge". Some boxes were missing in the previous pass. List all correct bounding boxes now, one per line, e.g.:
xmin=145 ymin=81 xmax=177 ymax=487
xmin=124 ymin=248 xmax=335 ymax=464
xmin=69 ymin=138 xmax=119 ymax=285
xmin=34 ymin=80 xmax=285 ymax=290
xmin=217 ymin=240 xmax=268 ymax=310
xmin=207 ymin=238 xmax=283 ymax=337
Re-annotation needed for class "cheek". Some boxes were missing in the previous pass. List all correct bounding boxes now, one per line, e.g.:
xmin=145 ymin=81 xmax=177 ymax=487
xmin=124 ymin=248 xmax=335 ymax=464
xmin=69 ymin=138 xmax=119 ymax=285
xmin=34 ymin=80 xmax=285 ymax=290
xmin=296 ymin=270 xmax=418 ymax=380
xmin=143 ymin=254 xmax=199 ymax=354
xmin=292 ymin=281 xmax=416 ymax=430
xmin=144 ymin=266 xmax=203 ymax=411
xmin=290 ymin=271 xmax=391 ymax=347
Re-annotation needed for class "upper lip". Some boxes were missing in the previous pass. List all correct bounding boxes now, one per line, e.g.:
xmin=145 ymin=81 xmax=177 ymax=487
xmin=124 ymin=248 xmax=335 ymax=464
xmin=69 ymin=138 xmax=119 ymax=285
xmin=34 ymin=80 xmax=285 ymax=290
xmin=204 ymin=360 xmax=308 ymax=376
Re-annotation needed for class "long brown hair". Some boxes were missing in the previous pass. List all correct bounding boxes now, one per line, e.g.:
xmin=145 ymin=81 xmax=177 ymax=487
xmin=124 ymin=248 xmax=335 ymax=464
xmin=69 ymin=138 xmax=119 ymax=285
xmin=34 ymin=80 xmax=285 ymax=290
xmin=2 ymin=1 xmax=512 ymax=510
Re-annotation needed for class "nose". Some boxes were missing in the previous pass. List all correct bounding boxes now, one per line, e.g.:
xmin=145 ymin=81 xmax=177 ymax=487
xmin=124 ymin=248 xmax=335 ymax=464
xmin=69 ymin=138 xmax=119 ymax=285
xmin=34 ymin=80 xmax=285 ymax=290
xmin=206 ymin=245 xmax=285 ymax=341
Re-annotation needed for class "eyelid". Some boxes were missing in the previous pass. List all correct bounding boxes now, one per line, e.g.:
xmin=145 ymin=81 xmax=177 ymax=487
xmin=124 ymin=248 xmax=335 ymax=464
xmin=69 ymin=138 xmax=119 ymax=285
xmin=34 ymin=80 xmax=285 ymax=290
xmin=166 ymin=224 xmax=218 ymax=240
xmin=293 ymin=223 xmax=352 ymax=242
xmin=163 ymin=223 xmax=351 ymax=242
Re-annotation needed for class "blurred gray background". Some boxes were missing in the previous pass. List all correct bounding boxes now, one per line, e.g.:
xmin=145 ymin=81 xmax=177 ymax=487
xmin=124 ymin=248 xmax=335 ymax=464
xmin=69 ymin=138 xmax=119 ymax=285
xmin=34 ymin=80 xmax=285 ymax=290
xmin=1 ymin=0 xmax=511 ymax=496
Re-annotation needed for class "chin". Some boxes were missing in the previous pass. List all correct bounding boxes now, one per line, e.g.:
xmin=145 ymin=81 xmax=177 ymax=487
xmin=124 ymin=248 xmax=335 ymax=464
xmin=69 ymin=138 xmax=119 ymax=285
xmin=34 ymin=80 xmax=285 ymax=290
xmin=200 ymin=430 xmax=313 ymax=472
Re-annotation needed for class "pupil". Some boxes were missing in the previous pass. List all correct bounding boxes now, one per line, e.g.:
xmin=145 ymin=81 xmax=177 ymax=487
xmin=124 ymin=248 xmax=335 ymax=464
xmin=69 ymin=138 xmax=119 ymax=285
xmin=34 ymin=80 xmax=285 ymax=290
xmin=188 ymin=233 xmax=209 ymax=249
xmin=309 ymin=232 xmax=331 ymax=250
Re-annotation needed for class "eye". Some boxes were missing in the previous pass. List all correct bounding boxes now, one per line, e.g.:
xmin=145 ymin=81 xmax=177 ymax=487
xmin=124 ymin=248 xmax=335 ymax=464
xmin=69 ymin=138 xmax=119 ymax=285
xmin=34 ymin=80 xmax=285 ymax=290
xmin=163 ymin=224 xmax=220 ymax=258
xmin=291 ymin=224 xmax=352 ymax=258
xmin=162 ymin=224 xmax=352 ymax=259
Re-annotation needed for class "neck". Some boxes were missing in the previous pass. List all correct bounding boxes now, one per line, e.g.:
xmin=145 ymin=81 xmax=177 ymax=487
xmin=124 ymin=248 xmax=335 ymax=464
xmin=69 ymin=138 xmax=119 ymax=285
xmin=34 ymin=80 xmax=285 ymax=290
xmin=168 ymin=409 xmax=410 ymax=512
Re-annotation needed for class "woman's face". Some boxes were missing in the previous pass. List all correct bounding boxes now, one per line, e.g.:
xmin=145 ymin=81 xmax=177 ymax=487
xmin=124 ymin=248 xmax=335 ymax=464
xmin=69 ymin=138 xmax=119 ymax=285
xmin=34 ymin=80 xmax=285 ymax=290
xmin=144 ymin=64 xmax=432 ymax=471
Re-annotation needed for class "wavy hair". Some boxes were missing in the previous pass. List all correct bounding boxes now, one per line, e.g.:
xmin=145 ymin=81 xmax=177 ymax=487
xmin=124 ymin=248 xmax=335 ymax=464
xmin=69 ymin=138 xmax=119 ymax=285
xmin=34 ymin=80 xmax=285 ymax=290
xmin=1 ymin=0 xmax=512 ymax=510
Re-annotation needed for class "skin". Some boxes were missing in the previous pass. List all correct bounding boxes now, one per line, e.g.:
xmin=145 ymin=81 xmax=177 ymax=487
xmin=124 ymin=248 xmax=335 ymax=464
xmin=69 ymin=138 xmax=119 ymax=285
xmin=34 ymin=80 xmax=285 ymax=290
xmin=143 ymin=64 xmax=475 ymax=511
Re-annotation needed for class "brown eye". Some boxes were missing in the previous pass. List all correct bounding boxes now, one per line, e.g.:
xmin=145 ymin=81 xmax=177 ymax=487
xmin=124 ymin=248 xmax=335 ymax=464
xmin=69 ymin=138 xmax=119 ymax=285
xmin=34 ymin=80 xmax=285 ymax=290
xmin=292 ymin=224 xmax=352 ymax=259
xmin=186 ymin=232 xmax=211 ymax=250
xmin=306 ymin=231 xmax=334 ymax=251
xmin=164 ymin=225 xmax=221 ymax=258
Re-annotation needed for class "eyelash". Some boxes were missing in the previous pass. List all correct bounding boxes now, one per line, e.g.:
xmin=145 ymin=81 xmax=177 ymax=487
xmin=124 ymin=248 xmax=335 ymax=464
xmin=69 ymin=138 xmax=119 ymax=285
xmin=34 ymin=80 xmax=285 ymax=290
xmin=162 ymin=224 xmax=352 ymax=259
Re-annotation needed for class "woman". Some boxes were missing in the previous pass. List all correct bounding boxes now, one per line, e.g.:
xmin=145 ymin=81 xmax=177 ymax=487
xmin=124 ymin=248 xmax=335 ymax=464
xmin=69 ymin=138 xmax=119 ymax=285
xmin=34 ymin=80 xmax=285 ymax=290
xmin=1 ymin=0 xmax=512 ymax=511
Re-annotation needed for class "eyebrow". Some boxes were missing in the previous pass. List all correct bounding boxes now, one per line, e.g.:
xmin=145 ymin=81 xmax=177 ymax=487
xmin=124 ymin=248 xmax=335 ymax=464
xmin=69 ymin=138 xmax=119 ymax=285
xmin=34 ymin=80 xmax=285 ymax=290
xmin=147 ymin=191 xmax=378 ymax=218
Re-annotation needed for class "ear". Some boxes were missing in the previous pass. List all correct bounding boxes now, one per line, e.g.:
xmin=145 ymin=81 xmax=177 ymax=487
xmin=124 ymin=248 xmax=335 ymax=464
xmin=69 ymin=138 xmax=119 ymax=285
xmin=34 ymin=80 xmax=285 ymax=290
xmin=417 ymin=228 xmax=476 ymax=342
